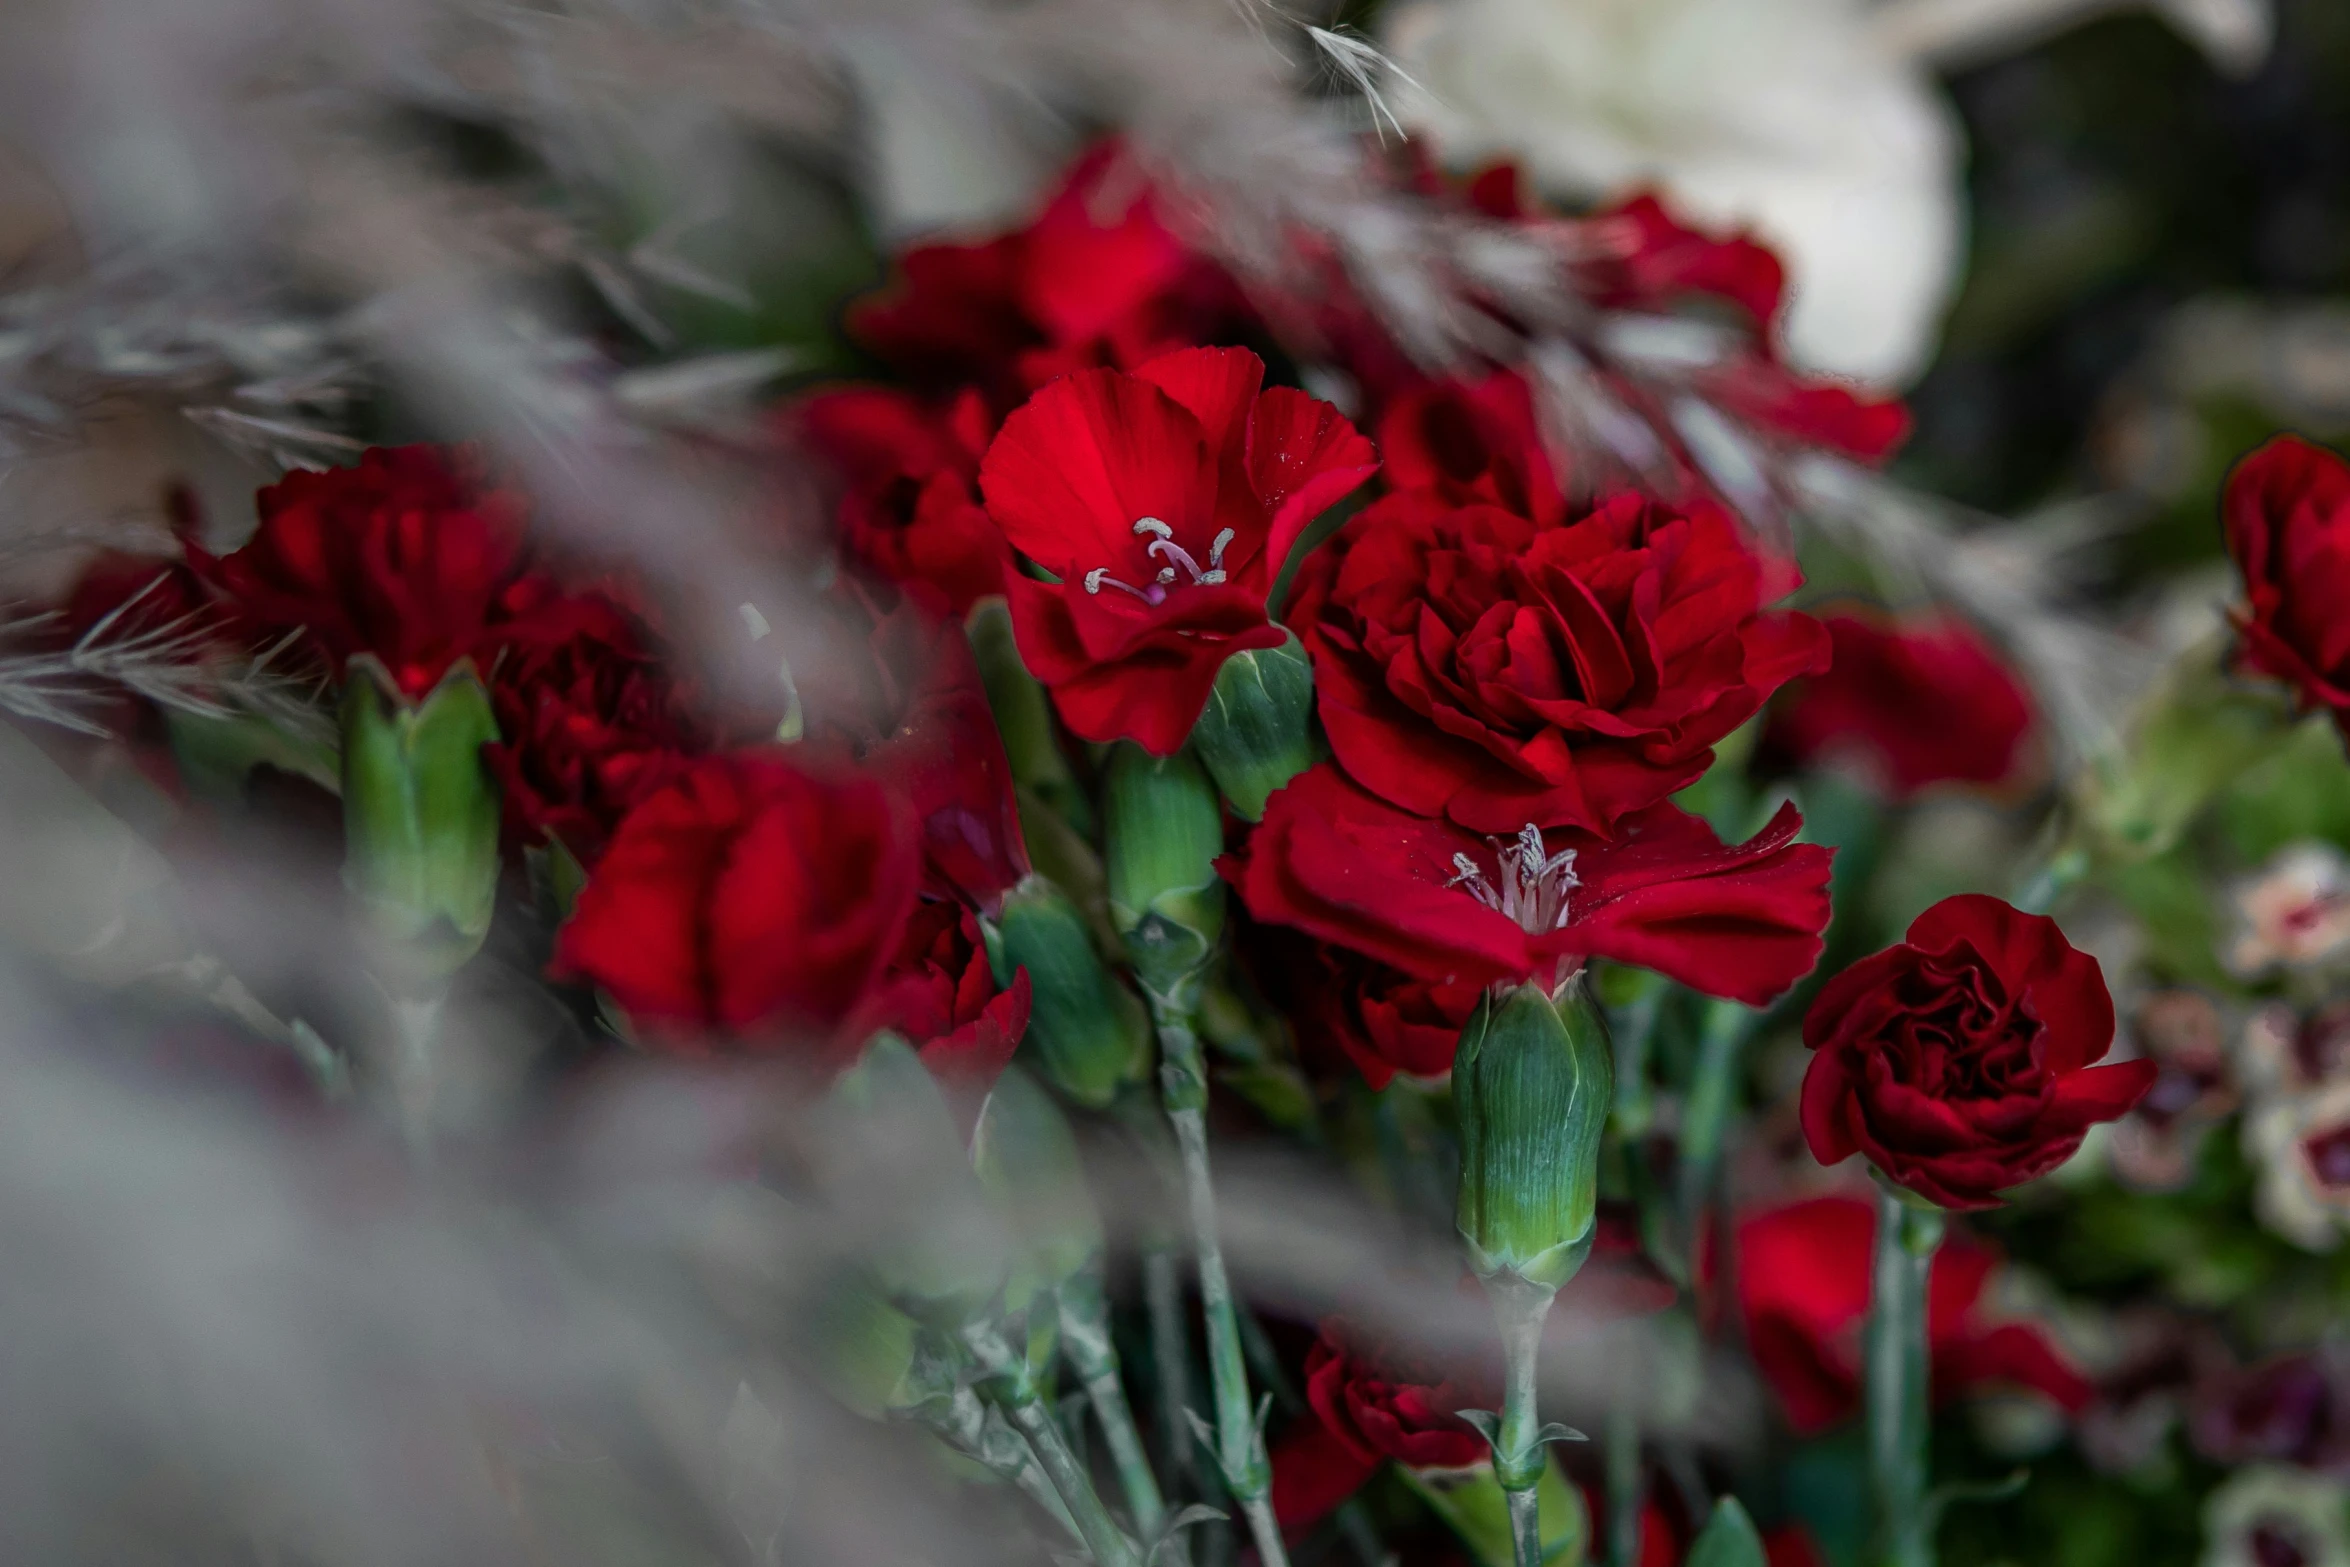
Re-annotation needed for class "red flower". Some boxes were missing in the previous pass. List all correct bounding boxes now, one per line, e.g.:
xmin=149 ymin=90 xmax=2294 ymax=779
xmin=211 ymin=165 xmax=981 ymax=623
xmin=849 ymin=900 xmax=1032 ymax=1091
xmin=483 ymin=593 xmax=702 ymax=866
xmin=2223 ymin=435 xmax=2350 ymax=727
xmin=797 ymin=386 xmax=1008 ymax=617
xmin=550 ymin=750 xmax=918 ymax=1045
xmin=191 ymin=444 xmax=556 ymax=700
xmin=1266 ymin=932 xmax=1483 ymax=1089
xmin=1287 ymin=488 xmax=1825 ymax=833
xmin=1800 ymin=894 xmax=2153 ymax=1209
xmin=1226 ymin=764 xmax=1832 ymax=1028
xmin=1574 ymin=192 xmax=1910 ymax=464
xmin=1737 ymin=1195 xmax=2092 ymax=1435
xmin=982 ymin=346 xmax=1377 ymax=753
xmin=59 ymin=552 xmax=217 ymax=642
xmin=816 ymin=598 xmax=1031 ymax=912
xmin=849 ymin=143 xmax=1248 ymax=411
xmin=1376 ymin=368 xmax=1567 ymax=527
xmin=1764 ymin=613 xmax=2034 ymax=797
xmin=1575 ymin=190 xmax=1788 ymax=329
xmin=1270 ymin=1323 xmax=1493 ymax=1532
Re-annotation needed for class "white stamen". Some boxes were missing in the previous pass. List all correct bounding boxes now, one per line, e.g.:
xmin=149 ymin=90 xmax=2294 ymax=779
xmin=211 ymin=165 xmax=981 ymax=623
xmin=1449 ymin=824 xmax=1581 ymax=935
xmin=1156 ymin=566 xmax=1177 ymax=584
xmin=1132 ymin=517 xmax=1174 ymax=539
xmin=1198 ymin=527 xmax=1237 ymax=584
xmin=1085 ymin=568 xmax=1161 ymax=603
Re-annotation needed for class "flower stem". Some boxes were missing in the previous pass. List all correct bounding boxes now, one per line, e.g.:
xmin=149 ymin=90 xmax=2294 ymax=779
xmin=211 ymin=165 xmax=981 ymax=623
xmin=1156 ymin=1001 xmax=1287 ymax=1567
xmin=963 ymin=1319 xmax=1144 ymax=1567
xmin=1483 ymin=1269 xmax=1563 ymax=1567
xmin=1604 ymin=1397 xmax=1642 ymax=1567
xmin=1866 ymin=1182 xmax=1946 ymax=1567
xmin=1060 ymin=1271 xmax=1172 ymax=1542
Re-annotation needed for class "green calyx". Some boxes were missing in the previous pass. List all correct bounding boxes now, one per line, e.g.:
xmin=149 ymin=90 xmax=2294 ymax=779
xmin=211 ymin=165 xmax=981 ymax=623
xmin=1102 ymin=743 xmax=1226 ymax=1002
xmin=340 ymin=657 xmax=502 ymax=987
xmin=1189 ymin=632 xmax=1316 ymax=822
xmin=972 ymin=1063 xmax=1104 ymax=1297
xmin=985 ymin=874 xmax=1151 ymax=1108
xmin=829 ymin=1034 xmax=1010 ymax=1326
xmin=1454 ymin=980 xmax=1614 ymax=1290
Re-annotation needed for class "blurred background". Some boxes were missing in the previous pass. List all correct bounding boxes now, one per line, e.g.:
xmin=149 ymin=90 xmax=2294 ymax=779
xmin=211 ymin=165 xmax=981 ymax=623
xmin=3 ymin=3 xmax=2350 ymax=1567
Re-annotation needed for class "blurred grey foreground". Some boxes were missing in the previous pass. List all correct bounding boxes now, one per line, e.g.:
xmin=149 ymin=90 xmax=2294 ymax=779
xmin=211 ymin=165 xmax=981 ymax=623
xmin=0 ymin=715 xmax=1750 ymax=1565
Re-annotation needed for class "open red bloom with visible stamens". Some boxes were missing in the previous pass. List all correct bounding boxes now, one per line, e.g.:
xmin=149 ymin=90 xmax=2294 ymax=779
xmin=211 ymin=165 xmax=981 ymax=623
xmin=980 ymin=346 xmax=1378 ymax=754
xmin=1225 ymin=764 xmax=1831 ymax=1027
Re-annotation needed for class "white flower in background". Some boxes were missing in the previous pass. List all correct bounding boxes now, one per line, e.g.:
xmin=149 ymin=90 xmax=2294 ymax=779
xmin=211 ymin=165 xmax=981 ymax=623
xmin=2202 ymin=1465 xmax=2350 ymax=1567
xmin=2246 ymin=1078 xmax=2350 ymax=1253
xmin=2226 ymin=843 xmax=2350 ymax=980
xmin=1381 ymin=0 xmax=2275 ymax=388
xmin=1383 ymin=0 xmax=1962 ymax=386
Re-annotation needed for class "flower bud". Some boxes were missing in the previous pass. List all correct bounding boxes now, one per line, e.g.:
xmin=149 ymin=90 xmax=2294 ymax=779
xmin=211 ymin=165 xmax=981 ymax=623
xmin=340 ymin=656 xmax=502 ymax=987
xmin=1189 ymin=631 xmax=1315 ymax=821
xmin=967 ymin=597 xmax=1094 ymax=838
xmin=828 ymin=1033 xmax=1010 ymax=1326
xmin=985 ymin=874 xmax=1151 ymax=1107
xmin=1455 ymin=981 xmax=1614 ymax=1289
xmin=1102 ymin=743 xmax=1226 ymax=1002
xmin=973 ymin=1064 xmax=1103 ymax=1302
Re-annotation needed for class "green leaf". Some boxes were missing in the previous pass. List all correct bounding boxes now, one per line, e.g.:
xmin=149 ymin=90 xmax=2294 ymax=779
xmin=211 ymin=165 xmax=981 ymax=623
xmin=1685 ymin=1497 xmax=1767 ymax=1567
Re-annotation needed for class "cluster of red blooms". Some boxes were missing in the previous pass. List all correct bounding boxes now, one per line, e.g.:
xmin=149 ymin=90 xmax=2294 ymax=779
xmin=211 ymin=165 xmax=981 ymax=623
xmin=55 ymin=140 xmax=2173 ymax=1558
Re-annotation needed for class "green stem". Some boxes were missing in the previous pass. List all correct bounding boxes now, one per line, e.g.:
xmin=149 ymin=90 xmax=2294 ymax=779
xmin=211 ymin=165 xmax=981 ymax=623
xmin=964 ymin=1319 xmax=1143 ymax=1567
xmin=1060 ymin=1272 xmax=1171 ymax=1541
xmin=1483 ymin=1270 xmax=1562 ymax=1567
xmin=1157 ymin=1003 xmax=1287 ymax=1567
xmin=384 ymin=986 xmax=448 ymax=1166
xmin=2012 ymin=842 xmax=2089 ymax=917
xmin=1866 ymin=1183 xmax=1945 ymax=1567
xmin=1605 ymin=1398 xmax=1642 ymax=1567
xmin=1142 ymin=1234 xmax=1203 ymax=1483
xmin=914 ymin=1377 xmax=1085 ymax=1546
xmin=1676 ymin=999 xmax=1751 ymax=1274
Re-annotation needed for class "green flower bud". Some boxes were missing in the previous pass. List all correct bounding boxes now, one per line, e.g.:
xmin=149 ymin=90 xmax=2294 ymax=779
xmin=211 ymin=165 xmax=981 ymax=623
xmin=973 ymin=1064 xmax=1103 ymax=1297
xmin=986 ymin=874 xmax=1151 ymax=1107
xmin=967 ymin=598 xmax=1094 ymax=839
xmin=1190 ymin=631 xmax=1315 ymax=821
xmin=1455 ymin=981 xmax=1614 ymax=1289
xmin=340 ymin=657 xmax=502 ymax=987
xmin=1102 ymin=744 xmax=1226 ymax=1002
xmin=829 ymin=1034 xmax=1009 ymax=1326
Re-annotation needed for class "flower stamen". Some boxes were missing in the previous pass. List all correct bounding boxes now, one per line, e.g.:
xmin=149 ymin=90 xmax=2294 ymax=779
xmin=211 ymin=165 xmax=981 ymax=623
xmin=1448 ymin=824 xmax=1580 ymax=935
xmin=1085 ymin=568 xmax=1166 ymax=605
xmin=1125 ymin=516 xmax=1238 ymax=589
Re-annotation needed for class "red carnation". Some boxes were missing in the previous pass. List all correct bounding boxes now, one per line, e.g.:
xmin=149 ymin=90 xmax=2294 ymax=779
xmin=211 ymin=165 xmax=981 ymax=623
xmin=981 ymin=346 xmax=1377 ymax=753
xmin=1227 ymin=764 xmax=1832 ymax=1027
xmin=1287 ymin=487 xmax=1825 ymax=834
xmin=191 ymin=444 xmax=557 ymax=700
xmin=1267 ymin=933 xmax=1483 ymax=1089
xmin=1737 ymin=1195 xmax=2092 ymax=1435
xmin=815 ymin=597 xmax=1031 ymax=913
xmin=1376 ymin=368 xmax=1567 ymax=527
xmin=1764 ymin=613 xmax=2034 ymax=797
xmin=1800 ymin=894 xmax=2154 ymax=1209
xmin=483 ymin=593 xmax=702 ymax=866
xmin=849 ymin=142 xmax=1249 ymax=411
xmin=1269 ymin=1323 xmax=1492 ymax=1532
xmin=2223 ymin=435 xmax=2350 ymax=729
xmin=1574 ymin=191 xmax=1910 ymax=464
xmin=1575 ymin=190 xmax=1788 ymax=329
xmin=797 ymin=386 xmax=1008 ymax=617
xmin=550 ymin=750 xmax=918 ymax=1046
xmin=848 ymin=900 xmax=1031 ymax=1091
